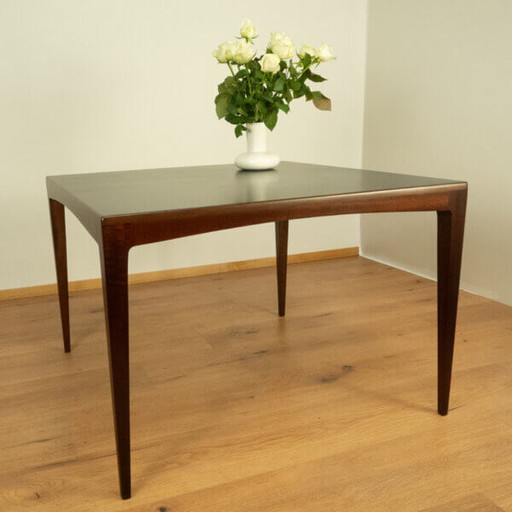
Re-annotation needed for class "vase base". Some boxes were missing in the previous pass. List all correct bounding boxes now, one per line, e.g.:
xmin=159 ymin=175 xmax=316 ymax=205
xmin=235 ymin=152 xmax=280 ymax=171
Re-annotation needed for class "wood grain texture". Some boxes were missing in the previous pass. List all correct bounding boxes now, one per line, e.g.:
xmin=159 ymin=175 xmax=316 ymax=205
xmin=419 ymin=493 xmax=506 ymax=511
xmin=1 ymin=256 xmax=511 ymax=511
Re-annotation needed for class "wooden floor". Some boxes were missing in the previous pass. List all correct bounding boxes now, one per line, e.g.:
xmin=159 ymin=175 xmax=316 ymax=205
xmin=1 ymin=256 xmax=512 ymax=511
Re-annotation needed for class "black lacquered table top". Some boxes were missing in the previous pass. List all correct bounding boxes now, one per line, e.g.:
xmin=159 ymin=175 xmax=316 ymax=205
xmin=47 ymin=161 xmax=462 ymax=220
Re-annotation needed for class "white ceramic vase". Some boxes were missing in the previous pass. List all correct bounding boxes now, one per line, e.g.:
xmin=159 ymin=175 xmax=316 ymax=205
xmin=235 ymin=122 xmax=280 ymax=171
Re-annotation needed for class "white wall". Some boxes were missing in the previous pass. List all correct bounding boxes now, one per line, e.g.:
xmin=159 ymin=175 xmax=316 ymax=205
xmin=362 ymin=0 xmax=512 ymax=305
xmin=0 ymin=0 xmax=368 ymax=290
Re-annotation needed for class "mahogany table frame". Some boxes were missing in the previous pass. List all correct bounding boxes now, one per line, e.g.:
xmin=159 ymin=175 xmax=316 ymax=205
xmin=47 ymin=163 xmax=467 ymax=499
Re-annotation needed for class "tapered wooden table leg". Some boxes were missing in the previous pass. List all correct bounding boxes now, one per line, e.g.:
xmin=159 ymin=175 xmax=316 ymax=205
xmin=437 ymin=190 xmax=467 ymax=416
xmin=100 ymin=240 xmax=131 ymax=499
xmin=275 ymin=220 xmax=289 ymax=317
xmin=49 ymin=199 xmax=71 ymax=353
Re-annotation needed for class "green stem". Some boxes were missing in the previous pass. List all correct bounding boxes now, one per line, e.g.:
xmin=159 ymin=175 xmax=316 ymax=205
xmin=244 ymin=63 xmax=253 ymax=96
xmin=297 ymin=61 xmax=314 ymax=79
xmin=227 ymin=62 xmax=236 ymax=77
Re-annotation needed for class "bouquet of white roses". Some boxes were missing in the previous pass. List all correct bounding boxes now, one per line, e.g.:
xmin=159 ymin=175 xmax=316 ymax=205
xmin=213 ymin=19 xmax=335 ymax=137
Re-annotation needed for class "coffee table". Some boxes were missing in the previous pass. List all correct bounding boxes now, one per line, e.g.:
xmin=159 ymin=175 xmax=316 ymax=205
xmin=46 ymin=161 xmax=467 ymax=499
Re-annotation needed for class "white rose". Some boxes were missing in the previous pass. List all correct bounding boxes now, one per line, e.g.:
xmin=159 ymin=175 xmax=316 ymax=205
xmin=260 ymin=53 xmax=281 ymax=74
xmin=213 ymin=41 xmax=236 ymax=63
xmin=269 ymin=31 xmax=285 ymax=47
xmin=298 ymin=45 xmax=317 ymax=59
xmin=240 ymin=19 xmax=258 ymax=40
xmin=317 ymin=43 xmax=335 ymax=62
xmin=271 ymin=41 xmax=295 ymax=60
xmin=232 ymin=40 xmax=254 ymax=64
xmin=269 ymin=32 xmax=295 ymax=60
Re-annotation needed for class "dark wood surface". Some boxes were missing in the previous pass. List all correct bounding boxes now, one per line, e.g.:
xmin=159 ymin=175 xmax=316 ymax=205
xmin=46 ymin=161 xmax=467 ymax=499
xmin=275 ymin=220 xmax=289 ymax=317
xmin=436 ymin=191 xmax=467 ymax=415
xmin=49 ymin=199 xmax=70 ymax=353
xmin=46 ymin=162 xmax=461 ymax=242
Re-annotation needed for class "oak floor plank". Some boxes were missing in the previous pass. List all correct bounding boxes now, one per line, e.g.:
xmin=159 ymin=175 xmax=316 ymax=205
xmin=418 ymin=493 xmax=506 ymax=511
xmin=1 ymin=256 xmax=511 ymax=511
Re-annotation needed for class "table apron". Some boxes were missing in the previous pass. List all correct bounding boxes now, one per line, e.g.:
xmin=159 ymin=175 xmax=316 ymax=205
xmin=100 ymin=185 xmax=466 ymax=250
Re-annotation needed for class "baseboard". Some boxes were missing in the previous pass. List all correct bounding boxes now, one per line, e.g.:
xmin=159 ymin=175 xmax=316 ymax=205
xmin=0 ymin=247 xmax=359 ymax=301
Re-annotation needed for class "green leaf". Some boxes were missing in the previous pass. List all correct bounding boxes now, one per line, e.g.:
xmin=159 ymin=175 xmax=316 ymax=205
xmin=274 ymin=76 xmax=285 ymax=92
xmin=215 ymin=93 xmax=230 ymax=119
xmin=290 ymin=80 xmax=302 ymax=92
xmin=311 ymin=91 xmax=324 ymax=100
xmin=218 ymin=76 xmax=237 ymax=94
xmin=235 ymin=124 xmax=246 ymax=138
xmin=276 ymin=102 xmax=290 ymax=113
xmin=227 ymin=101 xmax=238 ymax=115
xmin=264 ymin=109 xmax=278 ymax=131
xmin=257 ymin=101 xmax=268 ymax=116
xmin=308 ymin=73 xmax=327 ymax=83
xmin=293 ymin=82 xmax=309 ymax=99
